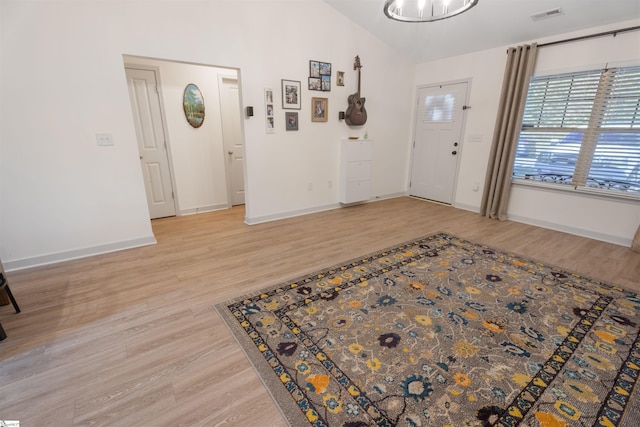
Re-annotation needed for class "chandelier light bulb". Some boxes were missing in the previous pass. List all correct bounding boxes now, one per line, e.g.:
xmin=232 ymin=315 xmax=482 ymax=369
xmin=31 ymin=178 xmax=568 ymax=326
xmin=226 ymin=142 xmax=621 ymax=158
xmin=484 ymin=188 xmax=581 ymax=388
xmin=418 ymin=0 xmax=425 ymax=17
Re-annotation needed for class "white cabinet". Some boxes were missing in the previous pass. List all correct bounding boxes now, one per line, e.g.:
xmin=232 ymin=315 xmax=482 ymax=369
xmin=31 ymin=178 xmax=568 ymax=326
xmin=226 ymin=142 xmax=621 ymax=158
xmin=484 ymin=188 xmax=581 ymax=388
xmin=340 ymin=140 xmax=373 ymax=204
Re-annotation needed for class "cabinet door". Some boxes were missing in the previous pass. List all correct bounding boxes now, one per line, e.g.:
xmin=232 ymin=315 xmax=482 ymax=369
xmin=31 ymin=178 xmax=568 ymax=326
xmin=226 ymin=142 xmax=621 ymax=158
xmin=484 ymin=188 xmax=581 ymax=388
xmin=345 ymin=141 xmax=373 ymax=161
xmin=344 ymin=181 xmax=371 ymax=203
xmin=346 ymin=161 xmax=372 ymax=182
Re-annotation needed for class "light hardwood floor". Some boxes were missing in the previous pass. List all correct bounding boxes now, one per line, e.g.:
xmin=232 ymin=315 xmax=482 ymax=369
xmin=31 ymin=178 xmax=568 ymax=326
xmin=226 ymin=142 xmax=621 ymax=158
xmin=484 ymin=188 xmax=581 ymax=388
xmin=1 ymin=197 xmax=639 ymax=426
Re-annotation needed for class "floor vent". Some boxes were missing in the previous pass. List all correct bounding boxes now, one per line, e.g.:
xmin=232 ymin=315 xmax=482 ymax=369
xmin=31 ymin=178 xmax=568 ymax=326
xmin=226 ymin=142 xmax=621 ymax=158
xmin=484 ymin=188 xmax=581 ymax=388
xmin=530 ymin=8 xmax=564 ymax=21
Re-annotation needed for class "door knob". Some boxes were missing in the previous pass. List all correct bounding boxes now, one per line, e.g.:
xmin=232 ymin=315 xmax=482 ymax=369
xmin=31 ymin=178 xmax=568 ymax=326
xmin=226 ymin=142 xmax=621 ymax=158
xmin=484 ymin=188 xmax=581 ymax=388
xmin=228 ymin=150 xmax=234 ymax=155
xmin=139 ymin=155 xmax=143 ymax=160
xmin=452 ymin=151 xmax=457 ymax=155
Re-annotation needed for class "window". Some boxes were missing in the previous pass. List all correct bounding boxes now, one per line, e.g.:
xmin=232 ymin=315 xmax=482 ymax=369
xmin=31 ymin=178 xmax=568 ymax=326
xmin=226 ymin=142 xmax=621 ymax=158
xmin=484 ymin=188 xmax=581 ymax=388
xmin=424 ymin=94 xmax=455 ymax=122
xmin=512 ymin=65 xmax=640 ymax=196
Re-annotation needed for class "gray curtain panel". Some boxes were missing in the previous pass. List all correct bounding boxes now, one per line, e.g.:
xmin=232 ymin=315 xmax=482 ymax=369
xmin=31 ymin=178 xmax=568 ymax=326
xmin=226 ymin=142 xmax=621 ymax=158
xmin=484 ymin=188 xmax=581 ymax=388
xmin=481 ymin=44 xmax=538 ymax=220
xmin=633 ymin=225 xmax=640 ymax=252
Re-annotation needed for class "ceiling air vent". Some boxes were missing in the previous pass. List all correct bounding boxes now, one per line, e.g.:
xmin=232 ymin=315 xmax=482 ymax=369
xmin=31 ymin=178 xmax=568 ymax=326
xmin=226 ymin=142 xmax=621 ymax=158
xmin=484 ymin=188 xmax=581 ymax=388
xmin=530 ymin=8 xmax=564 ymax=21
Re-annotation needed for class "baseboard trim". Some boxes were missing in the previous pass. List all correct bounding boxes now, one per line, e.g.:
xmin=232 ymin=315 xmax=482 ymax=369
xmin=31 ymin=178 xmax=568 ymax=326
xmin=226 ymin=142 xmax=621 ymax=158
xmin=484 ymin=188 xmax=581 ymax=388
xmin=508 ymin=213 xmax=633 ymax=248
xmin=453 ymin=202 xmax=480 ymax=213
xmin=4 ymin=235 xmax=157 ymax=272
xmin=374 ymin=191 xmax=408 ymax=201
xmin=179 ymin=203 xmax=229 ymax=216
xmin=245 ymin=203 xmax=342 ymax=225
xmin=245 ymin=193 xmax=409 ymax=225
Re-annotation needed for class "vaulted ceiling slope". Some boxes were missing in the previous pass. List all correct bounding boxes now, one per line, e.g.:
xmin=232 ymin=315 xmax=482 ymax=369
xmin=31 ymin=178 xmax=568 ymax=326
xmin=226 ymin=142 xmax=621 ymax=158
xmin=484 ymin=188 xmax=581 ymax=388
xmin=322 ymin=0 xmax=640 ymax=63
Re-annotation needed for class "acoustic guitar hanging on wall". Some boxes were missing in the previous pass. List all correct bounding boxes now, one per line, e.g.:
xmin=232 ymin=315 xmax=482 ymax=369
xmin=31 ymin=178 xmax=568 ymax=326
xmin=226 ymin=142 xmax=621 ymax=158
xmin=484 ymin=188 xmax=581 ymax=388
xmin=345 ymin=55 xmax=367 ymax=126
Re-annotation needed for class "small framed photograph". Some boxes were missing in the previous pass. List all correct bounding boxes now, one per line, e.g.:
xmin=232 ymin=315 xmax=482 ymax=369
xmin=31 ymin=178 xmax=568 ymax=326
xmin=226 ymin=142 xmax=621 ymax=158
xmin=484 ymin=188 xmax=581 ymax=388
xmin=265 ymin=88 xmax=275 ymax=134
xmin=321 ymin=75 xmax=331 ymax=91
xmin=286 ymin=112 xmax=299 ymax=131
xmin=320 ymin=62 xmax=332 ymax=76
xmin=281 ymin=79 xmax=301 ymax=110
xmin=311 ymin=97 xmax=328 ymax=122
xmin=309 ymin=61 xmax=320 ymax=78
xmin=308 ymin=77 xmax=322 ymax=91
xmin=336 ymin=71 xmax=344 ymax=86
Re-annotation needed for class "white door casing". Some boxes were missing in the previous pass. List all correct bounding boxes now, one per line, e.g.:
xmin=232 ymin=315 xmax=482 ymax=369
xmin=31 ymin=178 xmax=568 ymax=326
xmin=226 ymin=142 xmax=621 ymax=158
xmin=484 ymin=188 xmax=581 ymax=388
xmin=218 ymin=75 xmax=245 ymax=206
xmin=410 ymin=82 xmax=468 ymax=204
xmin=125 ymin=67 xmax=176 ymax=219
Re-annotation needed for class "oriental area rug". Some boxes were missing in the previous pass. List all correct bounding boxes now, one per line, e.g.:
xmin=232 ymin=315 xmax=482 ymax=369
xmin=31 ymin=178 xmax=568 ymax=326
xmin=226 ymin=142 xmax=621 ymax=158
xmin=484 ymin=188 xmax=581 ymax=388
xmin=216 ymin=233 xmax=640 ymax=427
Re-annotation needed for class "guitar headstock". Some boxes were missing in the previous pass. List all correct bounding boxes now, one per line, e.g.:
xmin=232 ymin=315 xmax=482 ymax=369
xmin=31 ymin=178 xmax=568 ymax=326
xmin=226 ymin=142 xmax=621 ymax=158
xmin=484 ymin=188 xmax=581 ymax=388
xmin=354 ymin=55 xmax=362 ymax=71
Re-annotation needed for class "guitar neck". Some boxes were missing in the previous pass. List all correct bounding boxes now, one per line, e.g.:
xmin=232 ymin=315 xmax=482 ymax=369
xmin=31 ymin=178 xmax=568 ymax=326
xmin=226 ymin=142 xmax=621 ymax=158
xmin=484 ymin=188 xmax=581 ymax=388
xmin=357 ymin=68 xmax=361 ymax=97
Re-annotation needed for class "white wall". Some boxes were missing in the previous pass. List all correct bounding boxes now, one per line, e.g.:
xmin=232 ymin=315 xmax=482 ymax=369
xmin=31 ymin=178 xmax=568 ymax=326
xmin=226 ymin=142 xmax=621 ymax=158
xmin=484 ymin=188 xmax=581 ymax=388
xmin=238 ymin=6 xmax=415 ymax=223
xmin=124 ymin=56 xmax=237 ymax=215
xmin=0 ymin=0 xmax=415 ymax=270
xmin=414 ymin=19 xmax=640 ymax=247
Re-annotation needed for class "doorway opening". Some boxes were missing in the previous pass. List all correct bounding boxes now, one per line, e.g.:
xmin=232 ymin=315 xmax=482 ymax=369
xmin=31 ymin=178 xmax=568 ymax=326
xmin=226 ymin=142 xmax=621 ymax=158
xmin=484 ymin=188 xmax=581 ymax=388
xmin=123 ymin=55 xmax=246 ymax=220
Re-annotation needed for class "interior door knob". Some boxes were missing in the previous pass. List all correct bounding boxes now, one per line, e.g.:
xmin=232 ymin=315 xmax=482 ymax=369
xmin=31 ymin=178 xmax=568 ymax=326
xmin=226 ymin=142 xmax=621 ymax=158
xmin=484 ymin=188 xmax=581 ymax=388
xmin=228 ymin=150 xmax=234 ymax=155
xmin=452 ymin=151 xmax=457 ymax=155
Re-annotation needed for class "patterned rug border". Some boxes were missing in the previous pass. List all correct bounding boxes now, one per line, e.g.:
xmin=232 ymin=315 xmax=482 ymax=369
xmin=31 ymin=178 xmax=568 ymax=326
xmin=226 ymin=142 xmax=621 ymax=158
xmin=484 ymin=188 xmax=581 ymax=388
xmin=216 ymin=288 xmax=308 ymax=426
xmin=214 ymin=231 xmax=637 ymax=426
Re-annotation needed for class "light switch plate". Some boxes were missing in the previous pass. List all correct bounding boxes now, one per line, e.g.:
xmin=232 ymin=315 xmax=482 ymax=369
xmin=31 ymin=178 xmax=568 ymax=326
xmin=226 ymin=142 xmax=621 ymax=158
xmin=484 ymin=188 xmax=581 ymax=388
xmin=96 ymin=133 xmax=114 ymax=146
xmin=468 ymin=134 xmax=483 ymax=143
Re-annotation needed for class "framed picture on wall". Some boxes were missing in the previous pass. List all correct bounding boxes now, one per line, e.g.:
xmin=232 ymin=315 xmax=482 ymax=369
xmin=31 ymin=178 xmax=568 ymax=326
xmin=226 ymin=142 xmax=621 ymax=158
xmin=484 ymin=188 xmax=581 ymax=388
xmin=321 ymin=75 xmax=331 ymax=91
xmin=319 ymin=62 xmax=331 ymax=76
xmin=286 ymin=112 xmax=299 ymax=131
xmin=281 ymin=79 xmax=301 ymax=110
xmin=308 ymin=77 xmax=322 ymax=91
xmin=183 ymin=83 xmax=205 ymax=128
xmin=265 ymin=88 xmax=275 ymax=134
xmin=309 ymin=61 xmax=320 ymax=78
xmin=311 ymin=97 xmax=328 ymax=122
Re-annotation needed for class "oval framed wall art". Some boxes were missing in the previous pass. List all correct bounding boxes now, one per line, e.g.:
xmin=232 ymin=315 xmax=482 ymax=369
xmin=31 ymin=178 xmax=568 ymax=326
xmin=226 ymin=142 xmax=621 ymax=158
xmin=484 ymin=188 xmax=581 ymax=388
xmin=183 ymin=83 xmax=205 ymax=128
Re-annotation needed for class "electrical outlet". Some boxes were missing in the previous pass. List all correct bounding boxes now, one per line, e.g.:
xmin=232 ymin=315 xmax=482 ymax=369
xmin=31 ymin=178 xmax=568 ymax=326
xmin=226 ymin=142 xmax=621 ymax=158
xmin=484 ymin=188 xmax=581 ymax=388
xmin=96 ymin=133 xmax=114 ymax=146
xmin=307 ymin=182 xmax=313 ymax=191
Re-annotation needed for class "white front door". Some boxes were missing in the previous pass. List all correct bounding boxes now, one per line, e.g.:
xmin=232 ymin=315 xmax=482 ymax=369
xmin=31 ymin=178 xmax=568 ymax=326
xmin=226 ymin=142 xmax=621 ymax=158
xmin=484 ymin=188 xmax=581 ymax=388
xmin=218 ymin=75 xmax=245 ymax=206
xmin=125 ymin=67 xmax=176 ymax=219
xmin=410 ymin=82 xmax=468 ymax=204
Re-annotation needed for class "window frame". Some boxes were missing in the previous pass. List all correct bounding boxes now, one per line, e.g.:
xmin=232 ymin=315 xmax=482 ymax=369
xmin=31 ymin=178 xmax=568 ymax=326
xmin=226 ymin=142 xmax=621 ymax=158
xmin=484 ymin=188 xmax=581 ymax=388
xmin=512 ymin=64 xmax=640 ymax=199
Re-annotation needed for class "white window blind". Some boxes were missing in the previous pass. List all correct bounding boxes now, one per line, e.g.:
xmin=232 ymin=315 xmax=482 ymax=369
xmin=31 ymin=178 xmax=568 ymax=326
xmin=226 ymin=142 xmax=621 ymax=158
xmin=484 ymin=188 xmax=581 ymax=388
xmin=424 ymin=94 xmax=455 ymax=122
xmin=513 ymin=65 xmax=640 ymax=195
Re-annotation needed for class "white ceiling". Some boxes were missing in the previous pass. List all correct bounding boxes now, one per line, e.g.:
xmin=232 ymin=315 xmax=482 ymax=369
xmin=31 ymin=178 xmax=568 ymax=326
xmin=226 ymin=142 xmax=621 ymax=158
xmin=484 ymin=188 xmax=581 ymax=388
xmin=322 ymin=0 xmax=640 ymax=63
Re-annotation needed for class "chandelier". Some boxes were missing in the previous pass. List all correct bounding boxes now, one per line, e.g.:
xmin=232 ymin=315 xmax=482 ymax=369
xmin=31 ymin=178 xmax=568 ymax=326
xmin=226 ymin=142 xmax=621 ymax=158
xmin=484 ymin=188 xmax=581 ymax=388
xmin=383 ymin=0 xmax=479 ymax=22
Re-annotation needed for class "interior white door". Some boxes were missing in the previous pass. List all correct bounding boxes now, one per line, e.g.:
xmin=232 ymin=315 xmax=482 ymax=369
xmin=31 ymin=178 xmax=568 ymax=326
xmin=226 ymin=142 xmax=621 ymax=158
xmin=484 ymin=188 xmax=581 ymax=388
xmin=409 ymin=82 xmax=467 ymax=204
xmin=125 ymin=67 xmax=176 ymax=219
xmin=219 ymin=76 xmax=245 ymax=206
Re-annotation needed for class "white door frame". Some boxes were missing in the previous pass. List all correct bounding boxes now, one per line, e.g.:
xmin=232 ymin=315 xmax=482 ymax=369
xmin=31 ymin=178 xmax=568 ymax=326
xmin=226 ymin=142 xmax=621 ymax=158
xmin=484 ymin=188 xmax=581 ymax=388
xmin=125 ymin=64 xmax=178 ymax=218
xmin=218 ymin=73 xmax=246 ymax=207
xmin=408 ymin=78 xmax=471 ymax=205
